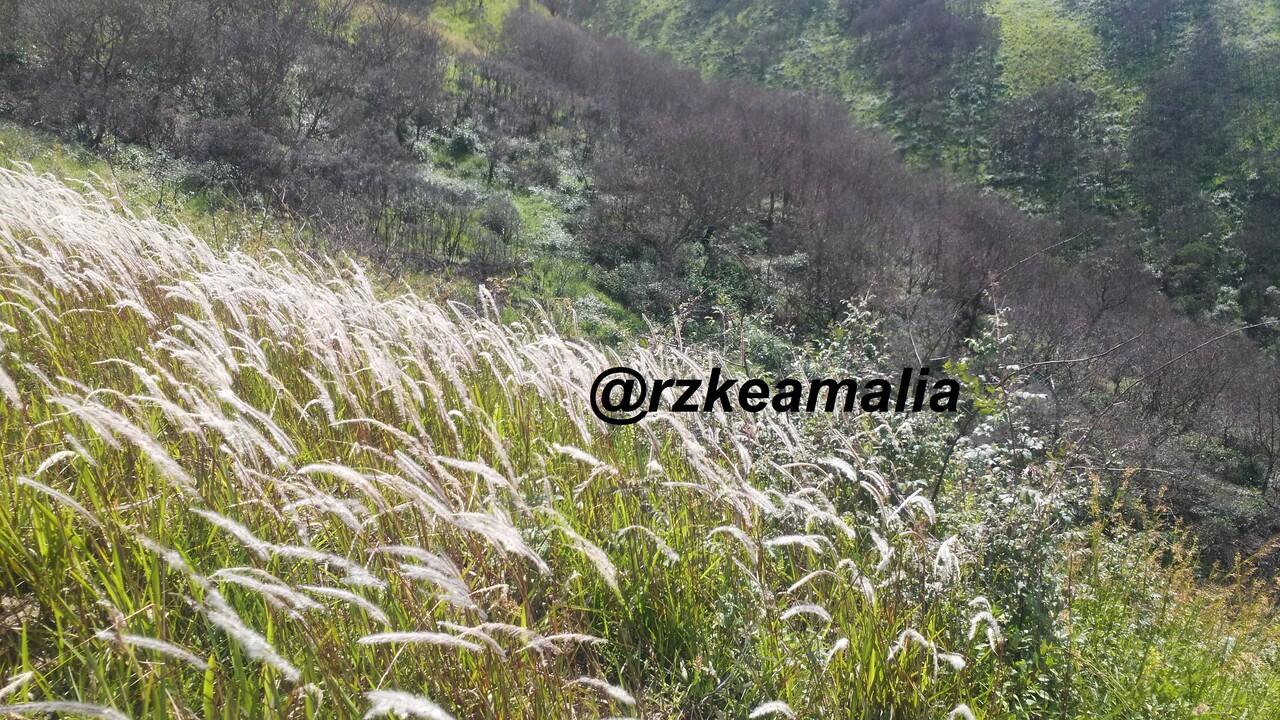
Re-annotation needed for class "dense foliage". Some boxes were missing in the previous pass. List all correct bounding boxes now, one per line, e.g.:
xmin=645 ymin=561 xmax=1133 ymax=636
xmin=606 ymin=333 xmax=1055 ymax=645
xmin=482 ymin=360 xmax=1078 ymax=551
xmin=0 ymin=0 xmax=539 ymax=274
xmin=2 ymin=168 xmax=1279 ymax=720
xmin=2 ymin=1 xmax=1280 ymax=715
xmin=5 ymin=0 xmax=1280 ymax=559
xmin=474 ymin=9 xmax=1280 ymax=565
xmin=562 ymin=0 xmax=1280 ymax=328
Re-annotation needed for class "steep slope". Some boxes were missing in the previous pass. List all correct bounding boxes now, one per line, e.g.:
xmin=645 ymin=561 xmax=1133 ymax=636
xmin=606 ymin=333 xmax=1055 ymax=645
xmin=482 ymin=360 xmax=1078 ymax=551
xmin=3 ymin=167 xmax=1280 ymax=716
xmin=564 ymin=0 xmax=1280 ymax=322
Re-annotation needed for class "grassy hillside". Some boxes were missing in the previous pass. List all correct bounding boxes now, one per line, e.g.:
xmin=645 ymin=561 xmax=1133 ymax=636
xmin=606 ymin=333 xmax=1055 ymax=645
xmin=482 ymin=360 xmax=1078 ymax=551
xmin=2 ymin=168 xmax=1280 ymax=718
xmin=0 ymin=123 xmax=303 ymax=254
xmin=0 ymin=110 xmax=637 ymax=342
xmin=3 ymin=2 xmax=1280 ymax=716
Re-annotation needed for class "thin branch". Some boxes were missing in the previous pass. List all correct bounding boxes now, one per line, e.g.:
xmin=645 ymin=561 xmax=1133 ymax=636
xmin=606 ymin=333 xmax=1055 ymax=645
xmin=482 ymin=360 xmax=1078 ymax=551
xmin=998 ymin=332 xmax=1145 ymax=388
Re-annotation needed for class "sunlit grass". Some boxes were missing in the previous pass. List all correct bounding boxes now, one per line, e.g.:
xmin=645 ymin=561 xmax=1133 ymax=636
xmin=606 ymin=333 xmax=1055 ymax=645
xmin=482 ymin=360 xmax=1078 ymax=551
xmin=0 ymin=169 xmax=990 ymax=718
xmin=988 ymin=0 xmax=1142 ymax=129
xmin=429 ymin=0 xmax=530 ymax=49
xmin=1 ymin=168 xmax=1278 ymax=719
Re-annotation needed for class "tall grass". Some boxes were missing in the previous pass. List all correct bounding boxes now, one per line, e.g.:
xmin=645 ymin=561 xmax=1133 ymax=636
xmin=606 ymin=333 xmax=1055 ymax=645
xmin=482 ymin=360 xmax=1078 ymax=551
xmin=0 ymin=167 xmax=1278 ymax=719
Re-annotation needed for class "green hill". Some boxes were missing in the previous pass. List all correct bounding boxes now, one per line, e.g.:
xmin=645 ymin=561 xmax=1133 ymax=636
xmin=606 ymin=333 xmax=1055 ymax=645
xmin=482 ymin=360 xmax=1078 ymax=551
xmin=566 ymin=0 xmax=1280 ymax=320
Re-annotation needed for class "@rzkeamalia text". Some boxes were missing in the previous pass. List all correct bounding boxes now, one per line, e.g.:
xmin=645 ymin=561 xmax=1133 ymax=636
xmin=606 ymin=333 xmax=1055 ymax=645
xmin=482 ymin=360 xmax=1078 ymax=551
xmin=589 ymin=366 xmax=960 ymax=425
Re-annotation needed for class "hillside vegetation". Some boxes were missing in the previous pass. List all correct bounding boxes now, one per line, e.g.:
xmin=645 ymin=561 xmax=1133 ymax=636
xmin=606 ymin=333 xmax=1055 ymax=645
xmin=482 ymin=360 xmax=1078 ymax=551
xmin=564 ymin=0 xmax=1280 ymax=322
xmin=2 ymin=167 xmax=1280 ymax=719
xmin=2 ymin=1 xmax=1280 ymax=716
